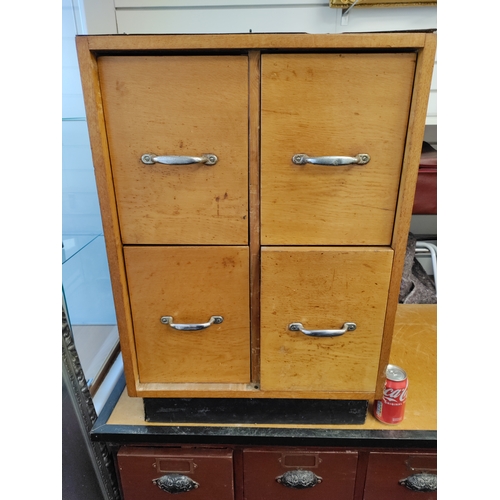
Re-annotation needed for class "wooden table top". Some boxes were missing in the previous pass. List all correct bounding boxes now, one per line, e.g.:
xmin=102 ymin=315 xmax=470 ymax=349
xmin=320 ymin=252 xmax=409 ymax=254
xmin=104 ymin=304 xmax=436 ymax=433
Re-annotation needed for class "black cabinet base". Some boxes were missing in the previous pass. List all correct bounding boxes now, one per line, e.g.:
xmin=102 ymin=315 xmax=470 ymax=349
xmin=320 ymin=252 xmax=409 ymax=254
xmin=144 ymin=398 xmax=368 ymax=425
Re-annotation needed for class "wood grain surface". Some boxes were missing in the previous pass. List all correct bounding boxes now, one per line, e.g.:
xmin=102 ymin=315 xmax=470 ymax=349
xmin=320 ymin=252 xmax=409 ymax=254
xmin=83 ymin=33 xmax=430 ymax=52
xmin=124 ymin=246 xmax=250 ymax=384
xmin=76 ymin=37 xmax=140 ymax=396
xmin=261 ymin=52 xmax=416 ymax=245
xmin=98 ymin=55 xmax=249 ymax=245
xmin=260 ymin=247 xmax=393 ymax=393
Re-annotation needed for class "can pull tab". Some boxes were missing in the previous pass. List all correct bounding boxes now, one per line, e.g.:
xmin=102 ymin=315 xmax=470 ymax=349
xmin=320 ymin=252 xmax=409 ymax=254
xmin=386 ymin=364 xmax=407 ymax=381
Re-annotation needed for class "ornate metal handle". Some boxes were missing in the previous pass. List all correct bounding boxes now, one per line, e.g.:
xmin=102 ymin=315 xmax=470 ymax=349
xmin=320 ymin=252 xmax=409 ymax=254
xmin=276 ymin=470 xmax=323 ymax=489
xmin=292 ymin=153 xmax=370 ymax=166
xmin=153 ymin=474 xmax=199 ymax=494
xmin=160 ymin=315 xmax=223 ymax=331
xmin=399 ymin=473 xmax=437 ymax=492
xmin=141 ymin=153 xmax=218 ymax=166
xmin=288 ymin=322 xmax=356 ymax=337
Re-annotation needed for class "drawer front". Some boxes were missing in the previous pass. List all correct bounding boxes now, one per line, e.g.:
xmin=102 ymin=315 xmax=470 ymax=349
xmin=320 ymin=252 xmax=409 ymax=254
xmin=117 ymin=447 xmax=234 ymax=500
xmin=243 ymin=449 xmax=358 ymax=500
xmin=260 ymin=247 xmax=393 ymax=392
xmin=98 ymin=55 xmax=249 ymax=245
xmin=124 ymin=246 xmax=250 ymax=383
xmin=364 ymin=451 xmax=437 ymax=499
xmin=261 ymin=52 xmax=416 ymax=245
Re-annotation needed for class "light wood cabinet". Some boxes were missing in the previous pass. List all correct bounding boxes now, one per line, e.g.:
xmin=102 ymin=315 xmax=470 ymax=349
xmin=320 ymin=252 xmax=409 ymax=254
xmin=77 ymin=33 xmax=436 ymax=407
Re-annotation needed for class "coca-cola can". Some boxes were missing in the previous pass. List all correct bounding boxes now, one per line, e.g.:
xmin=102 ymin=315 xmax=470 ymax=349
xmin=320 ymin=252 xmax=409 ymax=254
xmin=374 ymin=364 xmax=408 ymax=425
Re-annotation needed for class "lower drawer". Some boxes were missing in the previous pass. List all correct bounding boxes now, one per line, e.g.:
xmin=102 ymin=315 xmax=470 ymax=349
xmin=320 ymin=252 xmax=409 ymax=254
xmin=260 ymin=247 xmax=393 ymax=393
xmin=243 ymin=449 xmax=358 ymax=500
xmin=124 ymin=246 xmax=250 ymax=384
xmin=117 ymin=447 xmax=235 ymax=500
xmin=363 ymin=451 xmax=437 ymax=499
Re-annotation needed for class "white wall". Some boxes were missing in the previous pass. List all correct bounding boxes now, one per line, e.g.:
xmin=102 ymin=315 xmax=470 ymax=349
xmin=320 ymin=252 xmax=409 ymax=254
xmin=77 ymin=0 xmax=437 ymax=124
xmin=80 ymin=0 xmax=437 ymax=35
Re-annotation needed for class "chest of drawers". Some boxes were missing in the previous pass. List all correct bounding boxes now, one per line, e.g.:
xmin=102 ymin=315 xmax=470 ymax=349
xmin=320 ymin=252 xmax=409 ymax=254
xmin=77 ymin=33 xmax=436 ymax=412
xmin=114 ymin=444 xmax=437 ymax=500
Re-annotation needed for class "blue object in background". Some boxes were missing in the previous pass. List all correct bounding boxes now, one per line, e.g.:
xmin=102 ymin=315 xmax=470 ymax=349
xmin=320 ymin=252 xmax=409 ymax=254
xmin=63 ymin=234 xmax=116 ymax=325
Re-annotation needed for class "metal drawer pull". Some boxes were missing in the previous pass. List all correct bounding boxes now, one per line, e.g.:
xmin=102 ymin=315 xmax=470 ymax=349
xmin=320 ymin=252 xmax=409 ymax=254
xmin=288 ymin=322 xmax=356 ymax=337
xmin=153 ymin=474 xmax=199 ymax=494
xmin=399 ymin=473 xmax=437 ymax=492
xmin=276 ymin=470 xmax=323 ymax=489
xmin=160 ymin=315 xmax=223 ymax=331
xmin=292 ymin=153 xmax=370 ymax=166
xmin=141 ymin=153 xmax=218 ymax=166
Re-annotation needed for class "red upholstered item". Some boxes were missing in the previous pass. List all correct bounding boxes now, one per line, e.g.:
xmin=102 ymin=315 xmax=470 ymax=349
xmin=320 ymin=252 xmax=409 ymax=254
xmin=412 ymin=142 xmax=437 ymax=215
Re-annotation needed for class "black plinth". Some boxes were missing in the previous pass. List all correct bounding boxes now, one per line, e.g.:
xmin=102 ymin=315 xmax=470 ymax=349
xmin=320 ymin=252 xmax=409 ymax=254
xmin=143 ymin=398 xmax=368 ymax=425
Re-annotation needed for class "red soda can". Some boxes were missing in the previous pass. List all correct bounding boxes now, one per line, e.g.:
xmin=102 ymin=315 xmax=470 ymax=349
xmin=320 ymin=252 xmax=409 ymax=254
xmin=374 ymin=364 xmax=408 ymax=424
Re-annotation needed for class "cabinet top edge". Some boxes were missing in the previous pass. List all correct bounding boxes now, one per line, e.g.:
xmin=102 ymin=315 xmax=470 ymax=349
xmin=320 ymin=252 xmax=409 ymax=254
xmin=77 ymin=32 xmax=435 ymax=52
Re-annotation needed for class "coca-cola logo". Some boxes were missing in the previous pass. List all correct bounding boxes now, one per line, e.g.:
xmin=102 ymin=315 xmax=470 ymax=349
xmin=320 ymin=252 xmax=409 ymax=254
xmin=383 ymin=386 xmax=408 ymax=404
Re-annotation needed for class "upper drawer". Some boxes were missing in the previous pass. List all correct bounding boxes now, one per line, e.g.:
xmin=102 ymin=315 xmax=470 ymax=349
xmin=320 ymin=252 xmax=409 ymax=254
xmin=261 ymin=53 xmax=416 ymax=245
xmin=98 ymin=55 xmax=249 ymax=245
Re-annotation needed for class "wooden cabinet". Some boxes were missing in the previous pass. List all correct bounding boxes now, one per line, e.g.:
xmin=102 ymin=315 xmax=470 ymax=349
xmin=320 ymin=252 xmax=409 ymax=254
xmin=77 ymin=33 xmax=436 ymax=404
xmin=114 ymin=445 xmax=436 ymax=500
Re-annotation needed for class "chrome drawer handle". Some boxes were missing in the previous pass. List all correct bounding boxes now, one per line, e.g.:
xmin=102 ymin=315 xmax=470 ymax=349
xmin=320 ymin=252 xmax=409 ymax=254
xmin=292 ymin=153 xmax=370 ymax=166
xmin=160 ymin=315 xmax=223 ymax=331
xmin=276 ymin=470 xmax=323 ymax=489
xmin=399 ymin=473 xmax=437 ymax=492
xmin=288 ymin=322 xmax=356 ymax=337
xmin=141 ymin=153 xmax=218 ymax=166
xmin=153 ymin=474 xmax=199 ymax=494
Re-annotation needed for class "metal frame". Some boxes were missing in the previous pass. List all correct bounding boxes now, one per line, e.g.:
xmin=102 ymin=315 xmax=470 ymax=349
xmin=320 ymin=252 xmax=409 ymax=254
xmin=62 ymin=298 xmax=121 ymax=500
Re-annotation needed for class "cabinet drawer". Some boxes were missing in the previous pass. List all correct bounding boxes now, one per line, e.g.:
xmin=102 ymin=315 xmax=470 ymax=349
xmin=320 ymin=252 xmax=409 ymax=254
xmin=124 ymin=246 xmax=250 ymax=384
xmin=98 ymin=55 xmax=249 ymax=245
xmin=260 ymin=247 xmax=393 ymax=392
xmin=117 ymin=447 xmax=234 ymax=500
xmin=364 ymin=451 xmax=437 ymax=499
xmin=261 ymin=52 xmax=416 ymax=245
xmin=243 ymin=449 xmax=357 ymax=500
